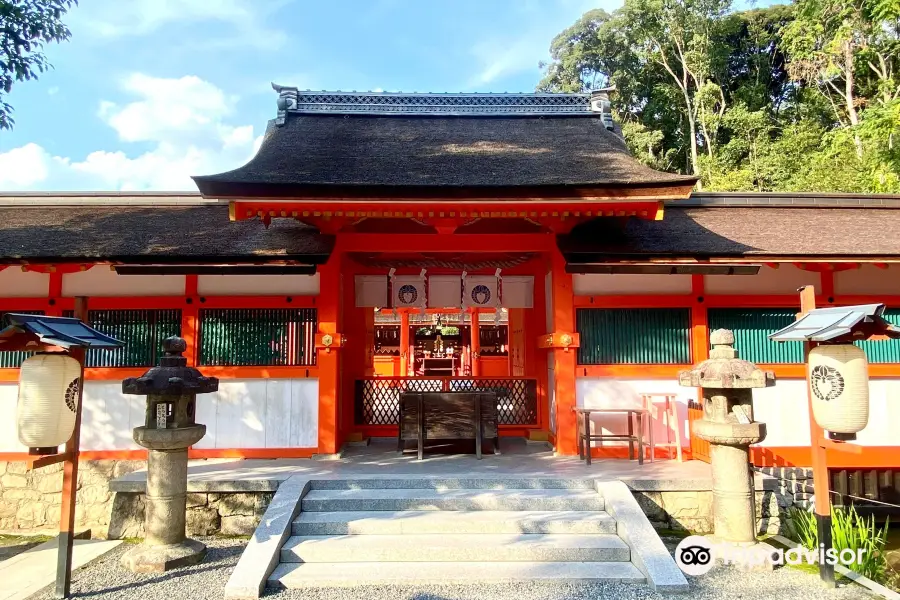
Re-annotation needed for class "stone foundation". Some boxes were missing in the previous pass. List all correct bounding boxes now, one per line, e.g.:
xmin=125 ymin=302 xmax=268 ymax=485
xmin=755 ymin=466 xmax=814 ymax=510
xmin=0 ymin=460 xmax=144 ymax=535
xmin=3 ymin=458 xmax=795 ymax=540
xmin=0 ymin=460 xmax=273 ymax=539
xmin=633 ymin=489 xmax=795 ymax=536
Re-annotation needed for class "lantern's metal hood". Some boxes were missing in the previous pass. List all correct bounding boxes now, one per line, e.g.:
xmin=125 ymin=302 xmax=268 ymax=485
xmin=768 ymin=304 xmax=900 ymax=343
xmin=0 ymin=314 xmax=124 ymax=350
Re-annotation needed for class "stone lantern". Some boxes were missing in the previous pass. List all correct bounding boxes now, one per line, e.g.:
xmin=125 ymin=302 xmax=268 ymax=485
xmin=120 ymin=336 xmax=219 ymax=572
xmin=679 ymin=329 xmax=774 ymax=545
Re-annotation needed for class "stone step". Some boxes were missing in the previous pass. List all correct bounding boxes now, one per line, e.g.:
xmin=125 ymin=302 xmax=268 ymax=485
xmin=300 ymin=488 xmax=605 ymax=512
xmin=309 ymin=478 xmax=596 ymax=491
xmin=269 ymin=560 xmax=645 ymax=588
xmin=293 ymin=510 xmax=618 ymax=535
xmin=280 ymin=533 xmax=630 ymax=563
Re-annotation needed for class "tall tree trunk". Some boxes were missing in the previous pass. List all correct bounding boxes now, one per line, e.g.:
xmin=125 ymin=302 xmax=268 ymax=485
xmin=844 ymin=41 xmax=863 ymax=159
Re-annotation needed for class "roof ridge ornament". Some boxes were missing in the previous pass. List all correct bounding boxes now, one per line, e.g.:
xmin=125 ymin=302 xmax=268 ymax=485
xmin=270 ymin=86 xmax=600 ymax=121
xmin=590 ymin=87 xmax=616 ymax=131
xmin=273 ymin=83 xmax=299 ymax=126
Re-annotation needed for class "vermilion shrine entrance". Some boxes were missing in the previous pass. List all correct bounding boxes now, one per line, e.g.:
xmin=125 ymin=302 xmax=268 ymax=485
xmin=194 ymin=88 xmax=698 ymax=455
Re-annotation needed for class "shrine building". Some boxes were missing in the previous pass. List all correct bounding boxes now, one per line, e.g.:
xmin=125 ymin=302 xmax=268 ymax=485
xmin=1 ymin=87 xmax=899 ymax=471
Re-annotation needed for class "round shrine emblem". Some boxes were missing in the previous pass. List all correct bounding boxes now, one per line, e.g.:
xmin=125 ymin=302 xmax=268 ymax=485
xmin=811 ymin=365 xmax=844 ymax=402
xmin=398 ymin=284 xmax=418 ymax=305
xmin=471 ymin=284 xmax=491 ymax=305
xmin=64 ymin=379 xmax=79 ymax=413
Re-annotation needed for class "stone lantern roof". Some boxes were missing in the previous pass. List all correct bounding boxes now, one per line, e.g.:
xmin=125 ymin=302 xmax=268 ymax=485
xmin=679 ymin=329 xmax=774 ymax=390
xmin=122 ymin=337 xmax=218 ymax=396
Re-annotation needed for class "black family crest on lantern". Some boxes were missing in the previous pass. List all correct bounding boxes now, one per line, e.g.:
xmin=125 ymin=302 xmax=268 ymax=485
xmin=810 ymin=365 xmax=845 ymax=402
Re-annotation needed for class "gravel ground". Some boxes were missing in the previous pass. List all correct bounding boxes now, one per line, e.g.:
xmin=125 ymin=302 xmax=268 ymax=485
xmin=31 ymin=537 xmax=880 ymax=600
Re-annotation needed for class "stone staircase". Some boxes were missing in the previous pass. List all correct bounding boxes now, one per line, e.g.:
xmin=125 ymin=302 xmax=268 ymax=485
xmin=266 ymin=478 xmax=680 ymax=589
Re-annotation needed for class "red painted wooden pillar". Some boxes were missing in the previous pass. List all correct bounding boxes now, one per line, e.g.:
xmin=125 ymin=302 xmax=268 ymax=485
xmin=549 ymin=248 xmax=578 ymax=455
xmin=470 ymin=309 xmax=481 ymax=376
xmin=316 ymin=244 xmax=342 ymax=455
xmin=530 ymin=264 xmax=550 ymax=434
xmin=399 ymin=311 xmax=410 ymax=376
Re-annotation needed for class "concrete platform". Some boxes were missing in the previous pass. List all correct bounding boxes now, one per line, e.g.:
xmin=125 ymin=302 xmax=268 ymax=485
xmin=268 ymin=560 xmax=646 ymax=588
xmin=0 ymin=537 xmax=121 ymax=600
xmin=112 ymin=437 xmax=776 ymax=494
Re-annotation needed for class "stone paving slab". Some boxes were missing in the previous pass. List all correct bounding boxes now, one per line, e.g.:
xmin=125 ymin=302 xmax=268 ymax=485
xmin=268 ymin=560 xmax=646 ymax=588
xmin=300 ymin=488 xmax=606 ymax=512
xmin=292 ymin=510 xmax=618 ymax=535
xmin=280 ymin=533 xmax=630 ymax=563
xmin=0 ymin=537 xmax=121 ymax=600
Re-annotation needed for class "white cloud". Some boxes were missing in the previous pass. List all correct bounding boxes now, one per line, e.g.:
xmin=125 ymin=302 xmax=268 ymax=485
xmin=468 ymin=0 xmax=614 ymax=88
xmin=70 ymin=0 xmax=288 ymax=51
xmin=0 ymin=74 xmax=261 ymax=192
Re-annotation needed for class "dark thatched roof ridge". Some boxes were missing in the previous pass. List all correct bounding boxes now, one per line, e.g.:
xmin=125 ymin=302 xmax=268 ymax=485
xmin=0 ymin=204 xmax=333 ymax=263
xmin=192 ymin=114 xmax=697 ymax=196
xmin=560 ymin=207 xmax=900 ymax=259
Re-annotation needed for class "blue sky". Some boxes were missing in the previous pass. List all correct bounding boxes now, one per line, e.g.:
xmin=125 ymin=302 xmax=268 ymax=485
xmin=0 ymin=0 xmax=779 ymax=192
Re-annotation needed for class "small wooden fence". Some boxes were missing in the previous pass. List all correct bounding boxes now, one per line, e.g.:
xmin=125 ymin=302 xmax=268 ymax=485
xmin=354 ymin=376 xmax=538 ymax=427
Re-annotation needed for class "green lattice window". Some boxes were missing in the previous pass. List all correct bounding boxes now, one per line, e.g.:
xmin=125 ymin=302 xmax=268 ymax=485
xmin=708 ymin=308 xmax=900 ymax=364
xmin=68 ymin=309 xmax=182 ymax=368
xmin=576 ymin=308 xmax=691 ymax=365
xmin=199 ymin=308 xmax=317 ymax=367
xmin=708 ymin=308 xmax=803 ymax=364
xmin=0 ymin=311 xmax=44 ymax=368
xmin=857 ymin=309 xmax=900 ymax=363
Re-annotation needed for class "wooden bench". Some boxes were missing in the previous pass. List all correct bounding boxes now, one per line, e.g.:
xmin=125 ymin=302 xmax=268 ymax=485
xmin=398 ymin=391 xmax=499 ymax=460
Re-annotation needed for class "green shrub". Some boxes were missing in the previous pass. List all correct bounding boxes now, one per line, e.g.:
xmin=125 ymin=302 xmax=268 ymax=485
xmin=787 ymin=504 xmax=889 ymax=583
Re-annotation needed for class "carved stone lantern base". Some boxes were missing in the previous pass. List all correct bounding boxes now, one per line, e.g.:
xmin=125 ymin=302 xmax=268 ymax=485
xmin=121 ymin=538 xmax=207 ymax=574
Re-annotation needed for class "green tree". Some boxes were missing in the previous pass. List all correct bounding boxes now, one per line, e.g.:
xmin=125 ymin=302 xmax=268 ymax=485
xmin=0 ymin=0 xmax=77 ymax=129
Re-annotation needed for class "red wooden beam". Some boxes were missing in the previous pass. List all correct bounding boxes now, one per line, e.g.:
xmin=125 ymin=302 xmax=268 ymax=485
xmin=340 ymin=233 xmax=555 ymax=254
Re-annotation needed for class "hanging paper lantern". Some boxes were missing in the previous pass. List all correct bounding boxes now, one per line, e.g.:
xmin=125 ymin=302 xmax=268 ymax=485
xmin=808 ymin=344 xmax=869 ymax=437
xmin=16 ymin=354 xmax=82 ymax=448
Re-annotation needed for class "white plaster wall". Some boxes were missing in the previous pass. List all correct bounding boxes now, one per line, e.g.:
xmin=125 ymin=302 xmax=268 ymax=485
xmin=705 ymin=265 xmax=820 ymax=295
xmin=751 ymin=379 xmax=811 ymax=447
xmin=573 ymin=274 xmax=692 ymax=296
xmin=197 ymin=274 xmax=319 ymax=296
xmin=0 ymin=269 xmax=49 ymax=298
xmin=575 ymin=378 xmax=697 ymax=448
xmin=428 ymin=275 xmax=461 ymax=308
xmin=193 ymin=378 xmax=319 ymax=449
xmin=0 ymin=383 xmax=28 ymax=452
xmin=501 ymin=276 xmax=534 ymax=308
xmin=63 ymin=266 xmax=185 ymax=297
xmin=834 ymin=265 xmax=900 ymax=296
xmin=0 ymin=378 xmax=319 ymax=452
xmin=355 ymin=275 xmax=387 ymax=307
xmin=751 ymin=377 xmax=899 ymax=448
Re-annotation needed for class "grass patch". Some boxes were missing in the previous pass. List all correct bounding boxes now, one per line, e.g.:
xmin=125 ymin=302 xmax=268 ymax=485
xmin=654 ymin=528 xmax=692 ymax=539
xmin=215 ymin=533 xmax=252 ymax=541
xmin=0 ymin=534 xmax=53 ymax=547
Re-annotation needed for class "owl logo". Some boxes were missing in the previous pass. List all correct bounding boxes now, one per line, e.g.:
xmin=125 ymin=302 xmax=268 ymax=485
xmin=471 ymin=284 xmax=491 ymax=305
xmin=398 ymin=284 xmax=418 ymax=305
xmin=811 ymin=365 xmax=844 ymax=402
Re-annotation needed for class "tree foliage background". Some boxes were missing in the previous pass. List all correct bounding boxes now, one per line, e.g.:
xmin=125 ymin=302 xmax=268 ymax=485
xmin=0 ymin=0 xmax=77 ymax=129
xmin=540 ymin=0 xmax=900 ymax=193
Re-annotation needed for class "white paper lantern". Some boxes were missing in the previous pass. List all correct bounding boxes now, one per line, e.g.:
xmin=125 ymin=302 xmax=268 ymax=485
xmin=808 ymin=344 xmax=869 ymax=435
xmin=17 ymin=354 xmax=82 ymax=448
